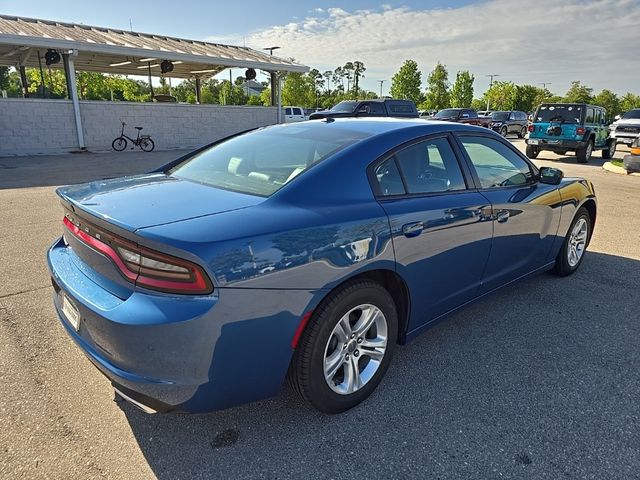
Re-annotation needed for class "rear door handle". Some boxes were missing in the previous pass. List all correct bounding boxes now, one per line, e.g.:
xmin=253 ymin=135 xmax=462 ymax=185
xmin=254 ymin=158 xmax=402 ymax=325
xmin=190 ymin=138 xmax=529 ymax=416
xmin=496 ymin=210 xmax=510 ymax=223
xmin=402 ymin=221 xmax=424 ymax=238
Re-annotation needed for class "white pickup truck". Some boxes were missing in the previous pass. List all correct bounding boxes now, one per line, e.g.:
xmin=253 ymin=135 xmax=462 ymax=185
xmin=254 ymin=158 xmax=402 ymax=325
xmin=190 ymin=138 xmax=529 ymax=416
xmin=283 ymin=106 xmax=306 ymax=123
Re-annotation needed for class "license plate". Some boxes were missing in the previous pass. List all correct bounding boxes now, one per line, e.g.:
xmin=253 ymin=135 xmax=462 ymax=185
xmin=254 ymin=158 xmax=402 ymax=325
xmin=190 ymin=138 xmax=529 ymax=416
xmin=62 ymin=295 xmax=81 ymax=331
xmin=529 ymin=139 xmax=539 ymax=145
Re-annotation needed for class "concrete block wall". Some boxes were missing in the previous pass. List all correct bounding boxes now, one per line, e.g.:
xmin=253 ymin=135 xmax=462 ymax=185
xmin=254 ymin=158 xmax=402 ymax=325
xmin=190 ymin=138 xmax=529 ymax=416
xmin=0 ymin=99 xmax=78 ymax=156
xmin=0 ymin=98 xmax=278 ymax=156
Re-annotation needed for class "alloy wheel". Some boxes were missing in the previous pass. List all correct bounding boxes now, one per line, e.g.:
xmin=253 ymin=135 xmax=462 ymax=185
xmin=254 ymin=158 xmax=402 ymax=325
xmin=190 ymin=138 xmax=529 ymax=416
xmin=567 ymin=217 xmax=588 ymax=267
xmin=323 ymin=304 xmax=388 ymax=395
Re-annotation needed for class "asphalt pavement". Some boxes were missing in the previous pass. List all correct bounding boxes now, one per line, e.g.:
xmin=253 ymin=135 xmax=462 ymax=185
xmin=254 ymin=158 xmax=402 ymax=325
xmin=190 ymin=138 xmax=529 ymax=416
xmin=1 ymin=140 xmax=639 ymax=479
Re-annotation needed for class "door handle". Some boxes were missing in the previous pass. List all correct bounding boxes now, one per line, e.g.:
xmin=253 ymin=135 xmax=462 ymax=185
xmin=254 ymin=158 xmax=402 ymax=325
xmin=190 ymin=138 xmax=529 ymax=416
xmin=496 ymin=210 xmax=510 ymax=223
xmin=402 ymin=221 xmax=424 ymax=237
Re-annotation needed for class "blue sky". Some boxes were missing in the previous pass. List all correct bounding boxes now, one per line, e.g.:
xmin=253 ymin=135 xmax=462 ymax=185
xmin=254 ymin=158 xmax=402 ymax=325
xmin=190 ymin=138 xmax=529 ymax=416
xmin=2 ymin=0 xmax=638 ymax=96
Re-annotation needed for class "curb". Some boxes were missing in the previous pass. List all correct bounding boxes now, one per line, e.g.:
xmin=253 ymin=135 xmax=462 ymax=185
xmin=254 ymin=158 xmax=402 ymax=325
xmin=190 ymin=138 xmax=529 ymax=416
xmin=602 ymin=161 xmax=640 ymax=177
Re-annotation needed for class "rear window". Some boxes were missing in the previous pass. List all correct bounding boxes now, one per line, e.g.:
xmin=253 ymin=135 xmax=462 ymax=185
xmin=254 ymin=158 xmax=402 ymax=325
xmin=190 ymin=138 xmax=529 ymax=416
xmin=169 ymin=125 xmax=368 ymax=197
xmin=535 ymin=105 xmax=583 ymax=124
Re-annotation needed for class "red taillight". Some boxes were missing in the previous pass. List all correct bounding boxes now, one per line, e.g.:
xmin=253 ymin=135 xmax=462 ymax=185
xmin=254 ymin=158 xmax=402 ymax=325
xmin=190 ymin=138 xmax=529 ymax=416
xmin=576 ymin=127 xmax=585 ymax=135
xmin=528 ymin=124 xmax=534 ymax=132
xmin=63 ymin=216 xmax=212 ymax=294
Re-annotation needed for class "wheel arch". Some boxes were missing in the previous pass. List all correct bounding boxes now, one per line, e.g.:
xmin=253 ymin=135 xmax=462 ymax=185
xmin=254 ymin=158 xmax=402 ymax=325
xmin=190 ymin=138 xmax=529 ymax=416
xmin=307 ymin=269 xmax=411 ymax=346
xmin=580 ymin=198 xmax=597 ymax=245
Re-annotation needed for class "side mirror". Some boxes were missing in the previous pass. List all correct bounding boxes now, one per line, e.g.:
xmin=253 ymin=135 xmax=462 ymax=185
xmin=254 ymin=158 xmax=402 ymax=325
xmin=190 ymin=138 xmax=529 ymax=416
xmin=356 ymin=105 xmax=370 ymax=115
xmin=539 ymin=166 xmax=564 ymax=185
xmin=460 ymin=113 xmax=469 ymax=119
xmin=614 ymin=115 xmax=621 ymax=121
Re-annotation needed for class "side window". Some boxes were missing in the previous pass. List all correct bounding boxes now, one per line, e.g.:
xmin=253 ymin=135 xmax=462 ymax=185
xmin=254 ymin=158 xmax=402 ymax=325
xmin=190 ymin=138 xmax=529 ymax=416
xmin=585 ymin=108 xmax=595 ymax=124
xmin=460 ymin=136 xmax=534 ymax=188
xmin=394 ymin=137 xmax=466 ymax=194
xmin=374 ymin=158 xmax=405 ymax=196
xmin=285 ymin=108 xmax=292 ymax=115
xmin=295 ymin=108 xmax=303 ymax=116
xmin=369 ymin=102 xmax=385 ymax=114
xmin=467 ymin=110 xmax=478 ymax=118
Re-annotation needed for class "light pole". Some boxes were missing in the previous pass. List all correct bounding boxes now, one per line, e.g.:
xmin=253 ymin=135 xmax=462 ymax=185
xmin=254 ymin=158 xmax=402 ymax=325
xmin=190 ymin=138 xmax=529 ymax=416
xmin=263 ymin=46 xmax=280 ymax=106
xmin=539 ymin=82 xmax=551 ymax=90
xmin=485 ymin=74 xmax=500 ymax=111
xmin=378 ymin=80 xmax=385 ymax=98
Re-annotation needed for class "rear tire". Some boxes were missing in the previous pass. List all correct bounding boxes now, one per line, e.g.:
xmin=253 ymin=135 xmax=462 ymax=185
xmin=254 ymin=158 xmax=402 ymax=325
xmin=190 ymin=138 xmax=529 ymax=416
xmin=140 ymin=138 xmax=155 ymax=152
xmin=576 ymin=139 xmax=593 ymax=163
xmin=288 ymin=280 xmax=398 ymax=413
xmin=602 ymin=139 xmax=616 ymax=159
xmin=500 ymin=126 xmax=508 ymax=137
xmin=112 ymin=137 xmax=127 ymax=151
xmin=553 ymin=207 xmax=591 ymax=277
xmin=526 ymin=145 xmax=539 ymax=159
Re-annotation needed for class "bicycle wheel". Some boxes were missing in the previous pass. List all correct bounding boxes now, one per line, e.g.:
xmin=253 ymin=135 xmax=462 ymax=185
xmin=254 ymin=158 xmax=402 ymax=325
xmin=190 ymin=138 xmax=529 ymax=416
xmin=139 ymin=138 xmax=155 ymax=152
xmin=112 ymin=137 xmax=127 ymax=151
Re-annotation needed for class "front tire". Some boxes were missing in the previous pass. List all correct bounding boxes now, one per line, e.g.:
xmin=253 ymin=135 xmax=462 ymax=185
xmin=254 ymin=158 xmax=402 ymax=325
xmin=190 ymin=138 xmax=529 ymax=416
xmin=526 ymin=145 xmax=539 ymax=159
xmin=112 ymin=137 xmax=127 ymax=151
xmin=576 ymin=139 xmax=593 ymax=163
xmin=553 ymin=207 xmax=591 ymax=276
xmin=288 ymin=280 xmax=398 ymax=413
xmin=500 ymin=126 xmax=508 ymax=137
xmin=602 ymin=139 xmax=616 ymax=159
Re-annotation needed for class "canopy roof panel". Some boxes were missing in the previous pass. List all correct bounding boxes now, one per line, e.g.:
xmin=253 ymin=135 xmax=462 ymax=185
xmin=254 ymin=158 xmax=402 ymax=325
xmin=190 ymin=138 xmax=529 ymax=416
xmin=0 ymin=14 xmax=308 ymax=78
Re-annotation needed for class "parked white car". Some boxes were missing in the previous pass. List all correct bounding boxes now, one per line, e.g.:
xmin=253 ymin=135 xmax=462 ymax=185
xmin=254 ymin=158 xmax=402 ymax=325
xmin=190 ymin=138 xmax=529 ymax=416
xmin=609 ymin=109 xmax=640 ymax=146
xmin=283 ymin=106 xmax=306 ymax=123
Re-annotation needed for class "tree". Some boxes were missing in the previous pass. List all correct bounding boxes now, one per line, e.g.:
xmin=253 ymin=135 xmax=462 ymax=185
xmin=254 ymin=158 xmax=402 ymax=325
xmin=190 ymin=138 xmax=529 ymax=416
xmin=352 ymin=61 xmax=366 ymax=98
xmin=450 ymin=70 xmax=475 ymax=108
xmin=619 ymin=92 xmax=640 ymax=113
xmin=259 ymin=86 xmax=272 ymax=106
xmin=343 ymin=62 xmax=354 ymax=93
xmin=483 ymin=81 xmax=516 ymax=110
xmin=281 ymin=72 xmax=314 ymax=107
xmin=390 ymin=60 xmax=422 ymax=104
xmin=564 ymin=80 xmax=593 ymax=103
xmin=332 ymin=67 xmax=344 ymax=92
xmin=423 ymin=62 xmax=450 ymax=110
xmin=322 ymin=70 xmax=332 ymax=93
xmin=471 ymin=98 xmax=486 ymax=111
xmin=511 ymin=84 xmax=542 ymax=112
xmin=593 ymin=89 xmax=621 ymax=117
xmin=219 ymin=80 xmax=247 ymax=105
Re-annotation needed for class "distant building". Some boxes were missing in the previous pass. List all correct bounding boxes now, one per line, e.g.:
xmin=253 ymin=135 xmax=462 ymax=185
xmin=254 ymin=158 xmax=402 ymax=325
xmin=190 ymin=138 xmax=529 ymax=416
xmin=240 ymin=80 xmax=267 ymax=97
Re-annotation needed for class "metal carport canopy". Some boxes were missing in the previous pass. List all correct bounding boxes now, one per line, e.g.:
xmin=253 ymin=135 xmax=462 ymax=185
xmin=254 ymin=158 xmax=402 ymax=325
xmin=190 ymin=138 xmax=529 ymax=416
xmin=0 ymin=14 xmax=308 ymax=77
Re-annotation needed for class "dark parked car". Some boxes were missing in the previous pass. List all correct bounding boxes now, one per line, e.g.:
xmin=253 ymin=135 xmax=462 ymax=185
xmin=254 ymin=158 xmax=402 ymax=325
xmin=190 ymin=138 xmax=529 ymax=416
xmin=48 ymin=119 xmax=596 ymax=414
xmin=309 ymin=99 xmax=418 ymax=120
xmin=488 ymin=110 xmax=529 ymax=137
xmin=526 ymin=103 xmax=615 ymax=163
xmin=429 ymin=108 xmax=491 ymax=127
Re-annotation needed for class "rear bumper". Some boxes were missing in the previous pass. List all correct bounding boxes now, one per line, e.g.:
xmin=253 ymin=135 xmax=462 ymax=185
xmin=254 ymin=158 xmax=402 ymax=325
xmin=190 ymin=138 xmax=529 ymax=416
xmin=526 ymin=138 xmax=586 ymax=150
xmin=47 ymin=237 xmax=315 ymax=413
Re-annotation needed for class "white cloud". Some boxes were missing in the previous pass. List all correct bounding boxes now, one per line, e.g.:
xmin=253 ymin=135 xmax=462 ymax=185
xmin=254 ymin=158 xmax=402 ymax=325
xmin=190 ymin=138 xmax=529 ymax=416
xmin=238 ymin=0 xmax=640 ymax=96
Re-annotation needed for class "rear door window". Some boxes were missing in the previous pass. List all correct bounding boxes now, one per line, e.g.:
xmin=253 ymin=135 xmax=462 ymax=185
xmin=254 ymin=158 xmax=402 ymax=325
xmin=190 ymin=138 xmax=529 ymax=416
xmin=392 ymin=137 xmax=467 ymax=194
xmin=585 ymin=108 xmax=595 ymax=124
xmin=285 ymin=108 xmax=292 ymax=115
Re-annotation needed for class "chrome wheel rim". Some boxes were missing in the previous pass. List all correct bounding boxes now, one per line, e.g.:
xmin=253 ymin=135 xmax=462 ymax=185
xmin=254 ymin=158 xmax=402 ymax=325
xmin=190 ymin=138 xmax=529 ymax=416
xmin=609 ymin=142 xmax=616 ymax=156
xmin=323 ymin=304 xmax=388 ymax=395
xmin=567 ymin=217 xmax=588 ymax=267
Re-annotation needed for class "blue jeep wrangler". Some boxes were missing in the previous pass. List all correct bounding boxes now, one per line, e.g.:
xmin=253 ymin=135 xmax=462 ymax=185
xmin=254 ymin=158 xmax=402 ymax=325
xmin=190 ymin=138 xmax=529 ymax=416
xmin=526 ymin=103 xmax=616 ymax=163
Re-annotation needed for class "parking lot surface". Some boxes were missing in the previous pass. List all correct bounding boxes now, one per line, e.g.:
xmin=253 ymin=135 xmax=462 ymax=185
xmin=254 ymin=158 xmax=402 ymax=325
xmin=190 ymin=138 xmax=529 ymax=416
xmin=1 ymin=141 xmax=639 ymax=479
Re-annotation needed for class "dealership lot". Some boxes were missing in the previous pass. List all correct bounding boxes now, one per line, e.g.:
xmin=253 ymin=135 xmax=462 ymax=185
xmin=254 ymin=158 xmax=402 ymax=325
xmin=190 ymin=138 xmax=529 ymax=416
xmin=1 ymin=141 xmax=639 ymax=479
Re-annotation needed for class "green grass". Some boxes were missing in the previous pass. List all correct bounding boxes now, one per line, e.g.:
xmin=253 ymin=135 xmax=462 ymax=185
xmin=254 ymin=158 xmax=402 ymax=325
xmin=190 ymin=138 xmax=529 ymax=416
xmin=611 ymin=159 xmax=625 ymax=168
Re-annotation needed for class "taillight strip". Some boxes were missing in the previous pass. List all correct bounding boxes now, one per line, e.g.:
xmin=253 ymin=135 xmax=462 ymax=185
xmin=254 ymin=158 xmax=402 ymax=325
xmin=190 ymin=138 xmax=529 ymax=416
xmin=63 ymin=216 xmax=212 ymax=294
xmin=63 ymin=216 xmax=137 ymax=281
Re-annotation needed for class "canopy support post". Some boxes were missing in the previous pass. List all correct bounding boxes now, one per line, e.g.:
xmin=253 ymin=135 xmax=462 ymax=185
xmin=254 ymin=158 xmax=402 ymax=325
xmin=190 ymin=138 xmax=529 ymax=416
xmin=63 ymin=51 xmax=85 ymax=150
xmin=195 ymin=77 xmax=202 ymax=104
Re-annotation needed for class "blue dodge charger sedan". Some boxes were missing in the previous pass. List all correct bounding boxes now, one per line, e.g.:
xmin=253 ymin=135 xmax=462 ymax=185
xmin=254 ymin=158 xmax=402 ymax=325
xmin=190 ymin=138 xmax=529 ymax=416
xmin=48 ymin=119 xmax=596 ymax=414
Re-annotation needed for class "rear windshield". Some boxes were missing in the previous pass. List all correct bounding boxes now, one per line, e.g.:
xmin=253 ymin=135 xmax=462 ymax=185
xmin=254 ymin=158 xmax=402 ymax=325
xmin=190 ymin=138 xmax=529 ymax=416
xmin=434 ymin=109 xmax=461 ymax=118
xmin=535 ymin=105 xmax=583 ymax=124
xmin=491 ymin=112 xmax=510 ymax=121
xmin=622 ymin=109 xmax=640 ymax=120
xmin=169 ymin=125 xmax=367 ymax=197
xmin=330 ymin=101 xmax=358 ymax=113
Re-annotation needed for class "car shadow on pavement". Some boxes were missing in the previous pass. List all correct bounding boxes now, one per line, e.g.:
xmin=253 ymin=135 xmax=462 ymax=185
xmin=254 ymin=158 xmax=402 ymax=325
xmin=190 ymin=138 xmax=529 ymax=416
xmin=0 ymin=150 xmax=189 ymax=190
xmin=121 ymin=251 xmax=640 ymax=480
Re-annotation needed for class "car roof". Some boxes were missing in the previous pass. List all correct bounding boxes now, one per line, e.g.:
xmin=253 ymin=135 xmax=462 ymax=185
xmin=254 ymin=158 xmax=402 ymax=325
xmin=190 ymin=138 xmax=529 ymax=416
xmin=274 ymin=117 xmax=483 ymax=136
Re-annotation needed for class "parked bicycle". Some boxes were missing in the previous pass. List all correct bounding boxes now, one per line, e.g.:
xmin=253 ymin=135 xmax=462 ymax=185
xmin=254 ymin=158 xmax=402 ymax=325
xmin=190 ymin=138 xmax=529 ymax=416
xmin=112 ymin=122 xmax=155 ymax=152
